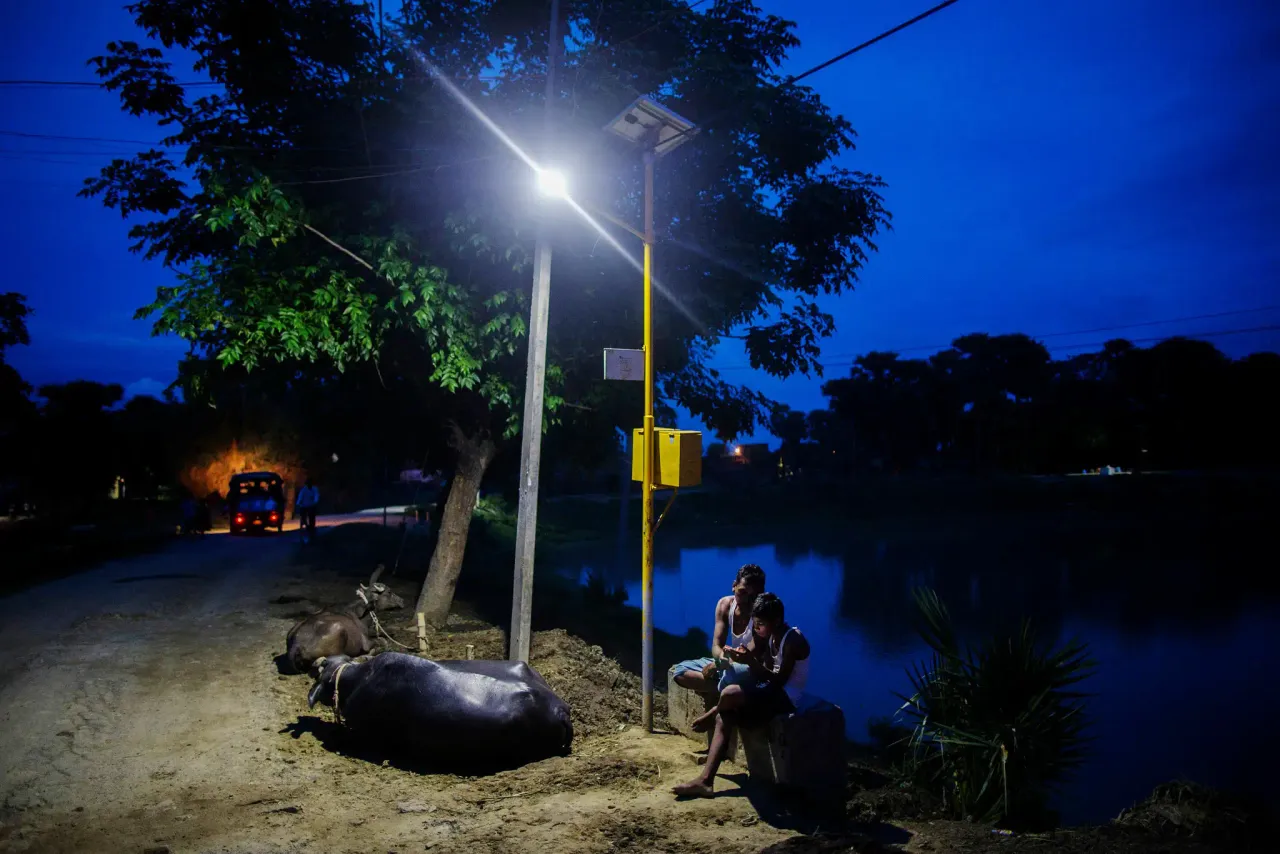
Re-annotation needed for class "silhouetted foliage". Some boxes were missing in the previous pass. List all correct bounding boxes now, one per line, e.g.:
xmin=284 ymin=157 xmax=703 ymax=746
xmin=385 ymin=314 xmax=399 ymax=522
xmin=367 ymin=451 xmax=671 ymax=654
xmin=0 ymin=293 xmax=35 ymax=441
xmin=806 ymin=334 xmax=1279 ymax=474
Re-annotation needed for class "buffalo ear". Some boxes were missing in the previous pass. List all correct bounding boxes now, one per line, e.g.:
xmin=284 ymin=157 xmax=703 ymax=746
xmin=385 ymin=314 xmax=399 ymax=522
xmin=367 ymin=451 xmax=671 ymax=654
xmin=307 ymin=679 xmax=327 ymax=709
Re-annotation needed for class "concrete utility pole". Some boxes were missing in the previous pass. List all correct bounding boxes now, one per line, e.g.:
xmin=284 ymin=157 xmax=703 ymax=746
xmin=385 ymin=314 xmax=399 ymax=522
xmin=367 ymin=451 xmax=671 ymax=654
xmin=509 ymin=0 xmax=560 ymax=664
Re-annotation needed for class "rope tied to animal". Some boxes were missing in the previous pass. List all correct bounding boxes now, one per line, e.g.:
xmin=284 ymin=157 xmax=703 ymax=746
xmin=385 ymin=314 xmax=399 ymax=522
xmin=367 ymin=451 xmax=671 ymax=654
xmin=332 ymin=661 xmax=353 ymax=726
xmin=354 ymin=587 xmax=414 ymax=651
xmin=370 ymin=610 xmax=414 ymax=650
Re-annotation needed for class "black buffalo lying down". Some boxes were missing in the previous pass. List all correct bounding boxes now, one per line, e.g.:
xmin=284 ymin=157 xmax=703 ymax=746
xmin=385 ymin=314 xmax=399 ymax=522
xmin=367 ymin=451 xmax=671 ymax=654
xmin=307 ymin=652 xmax=573 ymax=771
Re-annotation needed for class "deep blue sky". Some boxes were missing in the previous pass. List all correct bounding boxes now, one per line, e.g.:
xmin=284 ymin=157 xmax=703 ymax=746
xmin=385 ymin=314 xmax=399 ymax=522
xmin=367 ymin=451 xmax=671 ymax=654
xmin=3 ymin=0 xmax=1278 ymax=439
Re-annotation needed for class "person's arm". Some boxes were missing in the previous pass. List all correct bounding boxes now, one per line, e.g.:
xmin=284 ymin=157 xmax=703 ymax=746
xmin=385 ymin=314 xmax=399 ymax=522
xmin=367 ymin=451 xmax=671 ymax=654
xmin=729 ymin=634 xmax=773 ymax=680
xmin=730 ymin=631 xmax=808 ymax=688
xmin=709 ymin=598 xmax=731 ymax=660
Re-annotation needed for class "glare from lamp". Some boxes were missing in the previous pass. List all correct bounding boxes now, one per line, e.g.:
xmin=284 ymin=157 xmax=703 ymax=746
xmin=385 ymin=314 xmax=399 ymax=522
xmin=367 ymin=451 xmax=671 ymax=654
xmin=536 ymin=168 xmax=568 ymax=199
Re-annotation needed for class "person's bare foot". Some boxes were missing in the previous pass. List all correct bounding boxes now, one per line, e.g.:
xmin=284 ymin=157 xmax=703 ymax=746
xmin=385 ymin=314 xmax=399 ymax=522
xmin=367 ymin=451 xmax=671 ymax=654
xmin=690 ymin=709 xmax=717 ymax=733
xmin=672 ymin=780 xmax=715 ymax=798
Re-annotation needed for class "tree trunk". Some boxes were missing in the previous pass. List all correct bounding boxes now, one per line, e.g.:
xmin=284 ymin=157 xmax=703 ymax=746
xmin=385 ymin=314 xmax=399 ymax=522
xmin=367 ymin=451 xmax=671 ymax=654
xmin=415 ymin=426 xmax=496 ymax=626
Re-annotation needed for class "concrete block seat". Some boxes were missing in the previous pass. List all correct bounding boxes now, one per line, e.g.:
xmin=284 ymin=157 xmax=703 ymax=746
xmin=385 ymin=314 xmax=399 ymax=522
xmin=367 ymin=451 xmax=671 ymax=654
xmin=666 ymin=670 xmax=847 ymax=791
xmin=666 ymin=667 xmax=739 ymax=762
xmin=738 ymin=693 xmax=847 ymax=797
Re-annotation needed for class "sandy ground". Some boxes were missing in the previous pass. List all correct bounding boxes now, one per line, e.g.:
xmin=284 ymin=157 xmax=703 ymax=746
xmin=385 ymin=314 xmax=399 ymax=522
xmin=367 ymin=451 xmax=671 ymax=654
xmin=0 ymin=524 xmax=1246 ymax=854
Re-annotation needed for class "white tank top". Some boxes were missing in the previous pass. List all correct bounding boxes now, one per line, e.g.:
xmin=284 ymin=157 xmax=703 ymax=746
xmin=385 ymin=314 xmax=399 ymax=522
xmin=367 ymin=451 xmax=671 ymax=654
xmin=726 ymin=599 xmax=754 ymax=650
xmin=770 ymin=627 xmax=809 ymax=705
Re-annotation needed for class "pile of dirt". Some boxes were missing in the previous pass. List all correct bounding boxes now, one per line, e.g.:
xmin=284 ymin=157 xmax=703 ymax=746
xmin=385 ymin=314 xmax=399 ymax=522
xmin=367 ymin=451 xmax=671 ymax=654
xmin=1114 ymin=781 xmax=1274 ymax=848
xmin=528 ymin=629 xmax=663 ymax=738
xmin=845 ymin=777 xmax=943 ymax=826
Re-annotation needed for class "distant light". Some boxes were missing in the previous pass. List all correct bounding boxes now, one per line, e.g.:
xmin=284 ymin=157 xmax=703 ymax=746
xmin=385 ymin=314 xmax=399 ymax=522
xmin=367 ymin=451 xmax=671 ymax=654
xmin=536 ymin=168 xmax=568 ymax=199
xmin=733 ymin=446 xmax=742 ymax=456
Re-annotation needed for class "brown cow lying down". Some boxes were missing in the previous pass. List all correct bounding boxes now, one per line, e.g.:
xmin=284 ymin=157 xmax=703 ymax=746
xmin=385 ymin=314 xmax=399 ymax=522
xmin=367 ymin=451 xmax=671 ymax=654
xmin=285 ymin=565 xmax=405 ymax=673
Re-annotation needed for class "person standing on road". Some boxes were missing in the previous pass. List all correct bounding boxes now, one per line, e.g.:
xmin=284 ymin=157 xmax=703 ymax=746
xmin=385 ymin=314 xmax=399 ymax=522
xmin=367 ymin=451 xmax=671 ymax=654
xmin=295 ymin=478 xmax=320 ymax=543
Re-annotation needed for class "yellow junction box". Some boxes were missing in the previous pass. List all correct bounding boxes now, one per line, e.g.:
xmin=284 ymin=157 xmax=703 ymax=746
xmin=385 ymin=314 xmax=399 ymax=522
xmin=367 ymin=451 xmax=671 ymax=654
xmin=632 ymin=428 xmax=702 ymax=488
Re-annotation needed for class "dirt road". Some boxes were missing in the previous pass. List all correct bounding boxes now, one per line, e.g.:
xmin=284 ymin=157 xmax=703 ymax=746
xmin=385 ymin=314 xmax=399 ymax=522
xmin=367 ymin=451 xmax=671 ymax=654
xmin=0 ymin=528 xmax=809 ymax=854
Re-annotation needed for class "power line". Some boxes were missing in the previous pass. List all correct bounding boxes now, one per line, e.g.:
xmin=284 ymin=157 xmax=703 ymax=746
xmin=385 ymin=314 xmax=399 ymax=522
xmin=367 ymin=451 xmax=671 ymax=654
xmin=714 ymin=320 xmax=1280 ymax=372
xmin=273 ymin=155 xmax=498 ymax=186
xmin=0 ymin=148 xmax=445 ymax=174
xmin=275 ymin=166 xmax=426 ymax=186
xmin=572 ymin=0 xmax=715 ymax=63
xmin=803 ymin=305 xmax=1280 ymax=363
xmin=0 ymin=73 xmax=511 ymax=92
xmin=654 ymin=0 xmax=963 ymax=152
xmin=0 ymin=130 xmax=471 ymax=157
xmin=0 ymin=129 xmax=177 ymax=146
xmin=789 ymin=0 xmax=960 ymax=85
xmin=0 ymin=78 xmax=221 ymax=88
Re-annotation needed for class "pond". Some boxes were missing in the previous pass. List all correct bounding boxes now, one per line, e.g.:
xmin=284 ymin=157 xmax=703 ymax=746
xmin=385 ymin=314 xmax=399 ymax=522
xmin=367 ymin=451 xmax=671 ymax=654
xmin=561 ymin=513 xmax=1280 ymax=825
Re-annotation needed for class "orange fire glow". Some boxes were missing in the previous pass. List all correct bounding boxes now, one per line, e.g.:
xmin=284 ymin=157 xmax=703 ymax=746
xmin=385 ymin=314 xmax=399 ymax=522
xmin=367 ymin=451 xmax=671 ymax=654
xmin=180 ymin=438 xmax=304 ymax=505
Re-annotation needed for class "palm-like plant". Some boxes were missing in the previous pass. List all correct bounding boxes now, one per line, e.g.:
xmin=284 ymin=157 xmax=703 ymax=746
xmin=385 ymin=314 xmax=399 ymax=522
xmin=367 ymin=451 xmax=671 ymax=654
xmin=897 ymin=588 xmax=1096 ymax=826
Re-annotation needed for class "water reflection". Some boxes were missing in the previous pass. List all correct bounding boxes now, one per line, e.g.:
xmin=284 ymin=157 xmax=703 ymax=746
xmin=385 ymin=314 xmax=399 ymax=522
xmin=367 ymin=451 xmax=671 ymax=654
xmin=564 ymin=515 xmax=1280 ymax=825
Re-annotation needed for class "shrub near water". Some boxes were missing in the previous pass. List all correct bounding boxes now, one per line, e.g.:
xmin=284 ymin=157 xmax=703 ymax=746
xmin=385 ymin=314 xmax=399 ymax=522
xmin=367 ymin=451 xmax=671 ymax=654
xmin=898 ymin=588 xmax=1096 ymax=827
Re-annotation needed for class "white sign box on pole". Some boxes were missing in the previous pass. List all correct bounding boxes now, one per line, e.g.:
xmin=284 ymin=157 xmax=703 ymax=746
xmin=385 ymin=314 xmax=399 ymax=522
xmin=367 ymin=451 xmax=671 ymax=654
xmin=603 ymin=348 xmax=645 ymax=381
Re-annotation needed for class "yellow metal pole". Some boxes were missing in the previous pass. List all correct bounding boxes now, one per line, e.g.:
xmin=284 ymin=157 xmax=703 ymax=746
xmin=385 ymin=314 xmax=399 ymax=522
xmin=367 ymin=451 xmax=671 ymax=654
xmin=641 ymin=150 xmax=656 ymax=733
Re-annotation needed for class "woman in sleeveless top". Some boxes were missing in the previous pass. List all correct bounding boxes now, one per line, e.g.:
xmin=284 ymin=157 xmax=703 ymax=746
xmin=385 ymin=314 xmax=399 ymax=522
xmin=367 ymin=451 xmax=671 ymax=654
xmin=673 ymin=592 xmax=811 ymax=799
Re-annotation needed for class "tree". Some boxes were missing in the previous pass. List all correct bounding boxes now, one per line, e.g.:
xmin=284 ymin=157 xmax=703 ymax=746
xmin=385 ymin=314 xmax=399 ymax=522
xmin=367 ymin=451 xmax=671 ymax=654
xmin=809 ymin=332 xmax=1274 ymax=476
xmin=823 ymin=351 xmax=936 ymax=472
xmin=84 ymin=0 xmax=890 ymax=625
xmin=0 ymin=293 xmax=34 ymax=434
xmin=768 ymin=404 xmax=808 ymax=468
xmin=32 ymin=381 xmax=125 ymax=520
xmin=0 ymin=293 xmax=31 ymax=355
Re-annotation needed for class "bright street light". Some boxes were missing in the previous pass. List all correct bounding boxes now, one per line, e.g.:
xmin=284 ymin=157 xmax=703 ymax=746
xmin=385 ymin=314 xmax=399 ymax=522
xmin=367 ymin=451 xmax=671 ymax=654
xmin=536 ymin=168 xmax=567 ymax=199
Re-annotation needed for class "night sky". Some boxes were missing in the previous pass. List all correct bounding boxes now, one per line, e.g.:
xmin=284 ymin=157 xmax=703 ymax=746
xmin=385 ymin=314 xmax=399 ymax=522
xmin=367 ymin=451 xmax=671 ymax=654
xmin=3 ymin=0 xmax=1278 ymax=441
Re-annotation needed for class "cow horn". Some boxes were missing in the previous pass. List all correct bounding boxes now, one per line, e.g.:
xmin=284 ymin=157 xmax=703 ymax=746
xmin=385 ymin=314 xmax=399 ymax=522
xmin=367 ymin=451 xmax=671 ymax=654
xmin=370 ymin=564 xmax=385 ymax=584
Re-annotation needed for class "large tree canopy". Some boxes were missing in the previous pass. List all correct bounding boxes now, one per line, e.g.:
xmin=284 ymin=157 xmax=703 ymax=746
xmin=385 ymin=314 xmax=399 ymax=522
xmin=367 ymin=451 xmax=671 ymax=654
xmin=84 ymin=0 xmax=890 ymax=623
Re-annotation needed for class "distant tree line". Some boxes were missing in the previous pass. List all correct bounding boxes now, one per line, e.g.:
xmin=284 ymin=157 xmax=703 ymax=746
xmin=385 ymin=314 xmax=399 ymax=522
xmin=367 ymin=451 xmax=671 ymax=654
xmin=772 ymin=333 xmax=1280 ymax=476
xmin=0 ymin=291 xmax=446 ymax=520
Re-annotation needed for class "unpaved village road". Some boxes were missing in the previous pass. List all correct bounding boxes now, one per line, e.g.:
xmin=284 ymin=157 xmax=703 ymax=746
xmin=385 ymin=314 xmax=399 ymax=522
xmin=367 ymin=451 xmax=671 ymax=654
xmin=0 ymin=534 xmax=315 ymax=850
xmin=0 ymin=528 xmax=811 ymax=854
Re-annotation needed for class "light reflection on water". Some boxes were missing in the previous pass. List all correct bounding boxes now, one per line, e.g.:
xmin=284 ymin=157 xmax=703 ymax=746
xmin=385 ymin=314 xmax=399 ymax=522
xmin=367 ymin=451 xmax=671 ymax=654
xmin=566 ymin=529 xmax=1280 ymax=825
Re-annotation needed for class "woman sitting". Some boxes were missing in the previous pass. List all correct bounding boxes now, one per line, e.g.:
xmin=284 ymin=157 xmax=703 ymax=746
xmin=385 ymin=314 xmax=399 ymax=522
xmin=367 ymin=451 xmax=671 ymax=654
xmin=672 ymin=592 xmax=810 ymax=799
